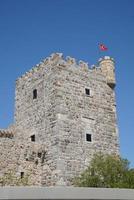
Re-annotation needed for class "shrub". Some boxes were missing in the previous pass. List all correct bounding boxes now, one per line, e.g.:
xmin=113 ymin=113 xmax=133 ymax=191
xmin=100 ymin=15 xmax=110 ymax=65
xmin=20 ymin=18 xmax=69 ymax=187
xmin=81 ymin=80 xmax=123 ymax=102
xmin=74 ymin=154 xmax=134 ymax=188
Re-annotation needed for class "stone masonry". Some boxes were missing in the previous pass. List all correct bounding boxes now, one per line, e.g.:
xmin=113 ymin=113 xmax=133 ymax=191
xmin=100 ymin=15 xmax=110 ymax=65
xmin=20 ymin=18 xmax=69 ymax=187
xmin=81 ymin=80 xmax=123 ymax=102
xmin=0 ymin=53 xmax=120 ymax=186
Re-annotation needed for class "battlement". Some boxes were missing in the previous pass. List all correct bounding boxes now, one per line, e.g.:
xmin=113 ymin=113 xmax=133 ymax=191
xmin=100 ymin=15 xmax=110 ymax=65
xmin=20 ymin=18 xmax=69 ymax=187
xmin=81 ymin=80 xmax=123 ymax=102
xmin=0 ymin=129 xmax=14 ymax=138
xmin=98 ymin=56 xmax=115 ymax=63
xmin=16 ymin=53 xmax=115 ymax=86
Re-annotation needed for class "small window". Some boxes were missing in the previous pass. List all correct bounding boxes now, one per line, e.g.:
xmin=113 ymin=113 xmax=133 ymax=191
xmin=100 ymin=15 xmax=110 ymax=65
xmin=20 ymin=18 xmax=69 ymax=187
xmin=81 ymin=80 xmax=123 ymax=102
xmin=86 ymin=134 xmax=92 ymax=142
xmin=31 ymin=134 xmax=35 ymax=142
xmin=20 ymin=172 xmax=24 ymax=179
xmin=33 ymin=89 xmax=37 ymax=99
xmin=85 ymin=88 xmax=90 ymax=96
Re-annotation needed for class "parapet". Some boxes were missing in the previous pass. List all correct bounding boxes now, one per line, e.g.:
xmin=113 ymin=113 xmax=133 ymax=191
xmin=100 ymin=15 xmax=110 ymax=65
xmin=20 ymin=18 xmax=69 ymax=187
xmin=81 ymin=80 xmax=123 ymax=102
xmin=98 ymin=56 xmax=115 ymax=63
xmin=16 ymin=53 xmax=116 ymax=86
xmin=0 ymin=129 xmax=14 ymax=138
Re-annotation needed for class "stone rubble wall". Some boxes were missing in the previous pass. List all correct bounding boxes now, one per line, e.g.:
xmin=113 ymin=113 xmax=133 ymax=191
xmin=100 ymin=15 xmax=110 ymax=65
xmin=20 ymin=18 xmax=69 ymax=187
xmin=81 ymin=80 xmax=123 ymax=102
xmin=0 ymin=129 xmax=19 ymax=181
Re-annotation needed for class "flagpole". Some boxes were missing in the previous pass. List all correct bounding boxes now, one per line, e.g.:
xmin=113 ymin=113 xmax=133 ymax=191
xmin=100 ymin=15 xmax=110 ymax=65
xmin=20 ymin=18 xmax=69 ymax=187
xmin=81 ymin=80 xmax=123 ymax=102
xmin=98 ymin=43 xmax=101 ymax=59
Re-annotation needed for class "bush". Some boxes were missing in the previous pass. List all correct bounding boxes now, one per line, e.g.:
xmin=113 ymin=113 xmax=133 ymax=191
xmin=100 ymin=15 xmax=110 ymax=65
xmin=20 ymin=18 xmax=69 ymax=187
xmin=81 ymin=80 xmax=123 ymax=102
xmin=74 ymin=154 xmax=134 ymax=188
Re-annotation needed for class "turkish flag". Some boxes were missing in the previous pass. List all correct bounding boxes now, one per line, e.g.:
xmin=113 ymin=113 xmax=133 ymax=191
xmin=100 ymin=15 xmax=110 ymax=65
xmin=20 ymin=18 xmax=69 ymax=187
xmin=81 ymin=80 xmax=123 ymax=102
xmin=99 ymin=44 xmax=108 ymax=51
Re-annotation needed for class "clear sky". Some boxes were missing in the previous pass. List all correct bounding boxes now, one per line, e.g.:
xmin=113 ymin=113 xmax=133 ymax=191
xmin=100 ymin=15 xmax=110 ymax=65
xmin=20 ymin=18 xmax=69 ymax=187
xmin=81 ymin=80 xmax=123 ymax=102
xmin=0 ymin=0 xmax=134 ymax=167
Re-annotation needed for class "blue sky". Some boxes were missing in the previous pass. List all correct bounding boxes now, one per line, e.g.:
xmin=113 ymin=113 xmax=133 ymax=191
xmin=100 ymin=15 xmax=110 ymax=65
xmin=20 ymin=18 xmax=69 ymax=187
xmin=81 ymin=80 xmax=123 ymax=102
xmin=0 ymin=0 xmax=134 ymax=167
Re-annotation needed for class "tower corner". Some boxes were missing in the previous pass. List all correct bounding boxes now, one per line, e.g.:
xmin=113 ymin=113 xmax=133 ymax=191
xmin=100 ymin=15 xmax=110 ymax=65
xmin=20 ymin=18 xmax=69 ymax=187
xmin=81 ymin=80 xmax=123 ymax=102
xmin=98 ymin=56 xmax=116 ymax=89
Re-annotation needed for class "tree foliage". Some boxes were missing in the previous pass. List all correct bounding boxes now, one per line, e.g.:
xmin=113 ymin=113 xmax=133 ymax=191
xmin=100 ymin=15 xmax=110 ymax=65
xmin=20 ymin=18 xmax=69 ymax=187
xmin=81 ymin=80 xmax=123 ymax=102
xmin=74 ymin=154 xmax=134 ymax=188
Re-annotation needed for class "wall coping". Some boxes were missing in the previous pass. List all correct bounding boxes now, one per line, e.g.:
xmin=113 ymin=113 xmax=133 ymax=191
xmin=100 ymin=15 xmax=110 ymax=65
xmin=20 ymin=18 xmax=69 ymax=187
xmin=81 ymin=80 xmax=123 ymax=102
xmin=0 ymin=186 xmax=134 ymax=199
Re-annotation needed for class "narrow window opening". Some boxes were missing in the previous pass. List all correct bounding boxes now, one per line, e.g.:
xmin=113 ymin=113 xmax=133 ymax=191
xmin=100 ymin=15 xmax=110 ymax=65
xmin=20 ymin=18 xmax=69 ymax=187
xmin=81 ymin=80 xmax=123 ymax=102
xmin=31 ymin=135 xmax=35 ymax=142
xmin=86 ymin=134 xmax=92 ymax=142
xmin=20 ymin=172 xmax=24 ymax=179
xmin=33 ymin=89 xmax=37 ymax=99
xmin=85 ymin=88 xmax=90 ymax=96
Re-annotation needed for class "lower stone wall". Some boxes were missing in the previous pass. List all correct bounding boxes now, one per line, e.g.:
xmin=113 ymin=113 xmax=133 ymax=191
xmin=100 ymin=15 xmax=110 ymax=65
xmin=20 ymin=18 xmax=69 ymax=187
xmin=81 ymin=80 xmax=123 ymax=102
xmin=0 ymin=127 xmax=63 ymax=186
xmin=0 ymin=136 xmax=19 ymax=177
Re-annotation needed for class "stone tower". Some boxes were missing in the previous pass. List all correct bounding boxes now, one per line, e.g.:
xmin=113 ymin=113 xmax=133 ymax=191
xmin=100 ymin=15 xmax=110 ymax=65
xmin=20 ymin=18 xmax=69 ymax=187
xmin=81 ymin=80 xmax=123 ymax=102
xmin=0 ymin=53 xmax=119 ymax=186
xmin=14 ymin=53 xmax=119 ymax=186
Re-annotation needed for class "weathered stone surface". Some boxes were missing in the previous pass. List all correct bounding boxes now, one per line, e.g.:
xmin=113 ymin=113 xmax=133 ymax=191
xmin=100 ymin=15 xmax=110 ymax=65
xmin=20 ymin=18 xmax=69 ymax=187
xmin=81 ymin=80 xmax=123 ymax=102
xmin=0 ymin=53 xmax=119 ymax=186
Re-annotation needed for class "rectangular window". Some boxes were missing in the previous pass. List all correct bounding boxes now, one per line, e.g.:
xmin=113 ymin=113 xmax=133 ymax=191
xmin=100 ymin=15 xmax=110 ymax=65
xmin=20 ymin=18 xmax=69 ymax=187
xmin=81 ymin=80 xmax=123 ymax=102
xmin=33 ymin=89 xmax=37 ymax=99
xmin=20 ymin=172 xmax=24 ymax=179
xmin=31 ymin=135 xmax=35 ymax=142
xmin=86 ymin=133 xmax=92 ymax=142
xmin=85 ymin=88 xmax=90 ymax=96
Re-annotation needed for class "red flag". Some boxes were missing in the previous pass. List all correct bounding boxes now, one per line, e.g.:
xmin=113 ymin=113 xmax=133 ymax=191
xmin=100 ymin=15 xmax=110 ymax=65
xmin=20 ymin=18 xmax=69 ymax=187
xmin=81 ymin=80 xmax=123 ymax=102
xmin=99 ymin=44 xmax=108 ymax=51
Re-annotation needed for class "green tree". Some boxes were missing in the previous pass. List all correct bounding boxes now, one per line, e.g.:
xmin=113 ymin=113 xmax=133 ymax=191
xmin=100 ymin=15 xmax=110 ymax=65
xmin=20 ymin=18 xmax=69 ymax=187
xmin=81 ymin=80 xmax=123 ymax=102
xmin=74 ymin=154 xmax=134 ymax=188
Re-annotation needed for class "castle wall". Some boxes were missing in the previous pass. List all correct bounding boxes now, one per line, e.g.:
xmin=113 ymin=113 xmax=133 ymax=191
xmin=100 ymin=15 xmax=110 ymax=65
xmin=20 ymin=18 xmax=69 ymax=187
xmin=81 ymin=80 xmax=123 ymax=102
xmin=0 ymin=130 xmax=20 ymax=184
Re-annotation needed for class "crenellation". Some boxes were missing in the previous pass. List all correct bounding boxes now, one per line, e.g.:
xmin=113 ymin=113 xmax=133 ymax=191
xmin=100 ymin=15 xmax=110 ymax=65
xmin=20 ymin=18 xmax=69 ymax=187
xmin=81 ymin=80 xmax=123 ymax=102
xmin=50 ymin=52 xmax=63 ymax=60
xmin=98 ymin=56 xmax=115 ymax=63
xmin=0 ymin=129 xmax=14 ymax=138
xmin=66 ymin=56 xmax=76 ymax=65
xmin=16 ymin=53 xmax=116 ymax=85
xmin=78 ymin=60 xmax=89 ymax=71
